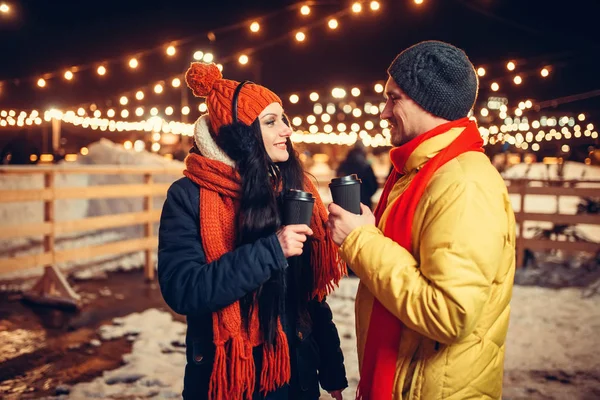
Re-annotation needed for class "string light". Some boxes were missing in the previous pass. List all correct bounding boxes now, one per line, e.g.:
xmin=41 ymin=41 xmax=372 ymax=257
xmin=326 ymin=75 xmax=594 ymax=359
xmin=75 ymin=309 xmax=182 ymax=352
xmin=37 ymin=78 xmax=46 ymax=88
xmin=121 ymin=109 xmax=129 ymax=118
xmin=370 ymin=1 xmax=380 ymax=11
xmin=182 ymin=106 xmax=190 ymax=115
xmin=351 ymin=87 xmax=361 ymax=97
xmin=541 ymin=67 xmax=550 ymax=77
xmin=107 ymin=109 xmax=115 ymax=118
xmin=203 ymin=53 xmax=214 ymax=63
xmin=328 ymin=19 xmax=338 ymax=30
xmin=507 ymin=61 xmax=516 ymax=71
xmin=217 ymin=64 xmax=224 ymax=72
xmin=0 ymin=3 xmax=9 ymax=13
xmin=238 ymin=54 xmax=249 ymax=65
xmin=289 ymin=94 xmax=299 ymax=104
xmin=135 ymin=90 xmax=144 ymax=100
xmin=166 ymin=45 xmax=176 ymax=56
xmin=578 ymin=113 xmax=585 ymax=121
xmin=491 ymin=82 xmax=499 ymax=91
xmin=199 ymin=103 xmax=208 ymax=113
xmin=128 ymin=58 xmax=139 ymax=69
xmin=120 ymin=96 xmax=128 ymax=105
xmin=165 ymin=106 xmax=174 ymax=116
xmin=135 ymin=107 xmax=144 ymax=117
xmin=309 ymin=92 xmax=319 ymax=101
xmin=513 ymin=75 xmax=522 ymax=85
xmin=172 ymin=78 xmax=181 ymax=87
xmin=97 ymin=66 xmax=107 ymax=76
xmin=150 ymin=107 xmax=158 ymax=116
xmin=414 ymin=0 xmax=424 ymax=4
xmin=250 ymin=21 xmax=260 ymax=32
xmin=477 ymin=67 xmax=486 ymax=77
xmin=332 ymin=88 xmax=346 ymax=98
xmin=300 ymin=5 xmax=310 ymax=15
xmin=64 ymin=71 xmax=74 ymax=81
xmin=351 ymin=2 xmax=362 ymax=13
xmin=193 ymin=51 xmax=204 ymax=61
xmin=374 ymin=83 xmax=384 ymax=93
xmin=295 ymin=31 xmax=306 ymax=42
xmin=154 ymin=84 xmax=164 ymax=94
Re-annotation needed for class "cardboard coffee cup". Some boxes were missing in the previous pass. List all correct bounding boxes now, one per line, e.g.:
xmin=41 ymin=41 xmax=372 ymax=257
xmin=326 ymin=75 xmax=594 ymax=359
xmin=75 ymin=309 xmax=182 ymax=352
xmin=329 ymin=174 xmax=362 ymax=214
xmin=282 ymin=189 xmax=315 ymax=226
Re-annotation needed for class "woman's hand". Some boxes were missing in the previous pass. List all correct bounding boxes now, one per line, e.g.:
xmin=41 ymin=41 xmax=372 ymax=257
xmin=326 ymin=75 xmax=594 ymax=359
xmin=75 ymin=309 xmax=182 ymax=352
xmin=276 ymin=224 xmax=313 ymax=258
xmin=328 ymin=389 xmax=344 ymax=400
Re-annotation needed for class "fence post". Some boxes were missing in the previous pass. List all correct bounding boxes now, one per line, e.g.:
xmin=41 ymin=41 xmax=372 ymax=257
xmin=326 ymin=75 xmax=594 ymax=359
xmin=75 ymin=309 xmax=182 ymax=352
xmin=515 ymin=179 xmax=526 ymax=268
xmin=144 ymin=173 xmax=154 ymax=281
xmin=44 ymin=171 xmax=55 ymax=271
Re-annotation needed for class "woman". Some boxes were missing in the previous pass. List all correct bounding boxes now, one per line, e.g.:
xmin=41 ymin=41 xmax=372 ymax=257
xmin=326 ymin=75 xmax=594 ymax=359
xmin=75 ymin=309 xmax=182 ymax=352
xmin=158 ymin=62 xmax=348 ymax=400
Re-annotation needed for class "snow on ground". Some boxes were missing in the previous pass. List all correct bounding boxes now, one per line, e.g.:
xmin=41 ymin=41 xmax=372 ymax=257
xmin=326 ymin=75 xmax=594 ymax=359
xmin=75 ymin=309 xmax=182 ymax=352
xmin=49 ymin=309 xmax=187 ymax=400
xmin=41 ymin=278 xmax=600 ymax=399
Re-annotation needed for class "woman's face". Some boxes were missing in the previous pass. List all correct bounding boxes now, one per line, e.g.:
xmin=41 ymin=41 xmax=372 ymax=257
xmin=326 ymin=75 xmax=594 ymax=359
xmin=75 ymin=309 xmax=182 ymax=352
xmin=258 ymin=102 xmax=292 ymax=163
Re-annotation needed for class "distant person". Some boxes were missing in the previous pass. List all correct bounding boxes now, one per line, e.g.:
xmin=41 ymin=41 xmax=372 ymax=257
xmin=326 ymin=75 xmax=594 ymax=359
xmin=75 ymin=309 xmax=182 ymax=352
xmin=327 ymin=41 xmax=516 ymax=400
xmin=336 ymin=142 xmax=378 ymax=210
xmin=158 ymin=63 xmax=347 ymax=400
xmin=1 ymin=136 xmax=38 ymax=165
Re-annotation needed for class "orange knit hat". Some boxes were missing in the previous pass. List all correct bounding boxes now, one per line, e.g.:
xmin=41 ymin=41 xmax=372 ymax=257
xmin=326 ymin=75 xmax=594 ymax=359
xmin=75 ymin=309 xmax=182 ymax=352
xmin=185 ymin=62 xmax=282 ymax=135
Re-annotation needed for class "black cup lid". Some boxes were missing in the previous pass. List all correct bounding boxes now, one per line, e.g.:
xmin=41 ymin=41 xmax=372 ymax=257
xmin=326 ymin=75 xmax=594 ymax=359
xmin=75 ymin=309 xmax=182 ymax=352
xmin=330 ymin=174 xmax=362 ymax=186
xmin=283 ymin=189 xmax=315 ymax=201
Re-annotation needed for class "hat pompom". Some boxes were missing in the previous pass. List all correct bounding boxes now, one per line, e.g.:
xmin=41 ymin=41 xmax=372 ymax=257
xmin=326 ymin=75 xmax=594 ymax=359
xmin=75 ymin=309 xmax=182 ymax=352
xmin=185 ymin=62 xmax=222 ymax=97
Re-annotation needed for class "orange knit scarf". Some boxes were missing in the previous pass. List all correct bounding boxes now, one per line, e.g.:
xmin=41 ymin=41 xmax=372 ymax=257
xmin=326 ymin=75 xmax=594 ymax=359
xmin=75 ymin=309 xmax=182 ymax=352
xmin=183 ymin=152 xmax=345 ymax=400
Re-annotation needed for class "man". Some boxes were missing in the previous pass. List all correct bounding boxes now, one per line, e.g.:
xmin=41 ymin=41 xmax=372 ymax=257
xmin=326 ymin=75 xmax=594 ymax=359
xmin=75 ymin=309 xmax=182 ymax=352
xmin=327 ymin=40 xmax=516 ymax=399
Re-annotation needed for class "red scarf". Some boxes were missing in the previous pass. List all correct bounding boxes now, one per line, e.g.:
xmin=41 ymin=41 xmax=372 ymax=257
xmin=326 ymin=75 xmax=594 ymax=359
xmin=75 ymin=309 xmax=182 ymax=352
xmin=357 ymin=118 xmax=484 ymax=399
xmin=183 ymin=153 xmax=345 ymax=400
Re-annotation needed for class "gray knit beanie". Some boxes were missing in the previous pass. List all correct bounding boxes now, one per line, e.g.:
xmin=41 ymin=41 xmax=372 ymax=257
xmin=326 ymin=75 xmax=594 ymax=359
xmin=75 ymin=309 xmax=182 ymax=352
xmin=387 ymin=40 xmax=478 ymax=121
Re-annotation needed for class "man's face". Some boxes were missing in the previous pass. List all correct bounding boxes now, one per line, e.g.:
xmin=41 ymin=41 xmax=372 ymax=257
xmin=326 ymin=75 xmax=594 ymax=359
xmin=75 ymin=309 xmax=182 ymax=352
xmin=380 ymin=77 xmax=428 ymax=147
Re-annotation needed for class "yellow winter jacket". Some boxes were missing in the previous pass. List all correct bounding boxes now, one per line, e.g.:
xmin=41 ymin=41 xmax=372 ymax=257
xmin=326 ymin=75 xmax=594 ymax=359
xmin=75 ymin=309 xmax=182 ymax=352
xmin=340 ymin=126 xmax=516 ymax=399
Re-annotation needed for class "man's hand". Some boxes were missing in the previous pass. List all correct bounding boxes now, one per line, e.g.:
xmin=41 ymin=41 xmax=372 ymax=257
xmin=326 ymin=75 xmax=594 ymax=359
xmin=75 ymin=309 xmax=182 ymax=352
xmin=327 ymin=203 xmax=376 ymax=246
xmin=328 ymin=389 xmax=344 ymax=400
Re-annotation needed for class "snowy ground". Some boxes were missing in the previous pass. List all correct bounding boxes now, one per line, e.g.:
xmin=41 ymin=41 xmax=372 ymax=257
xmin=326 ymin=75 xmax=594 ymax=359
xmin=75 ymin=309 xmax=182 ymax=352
xmin=39 ymin=278 xmax=600 ymax=400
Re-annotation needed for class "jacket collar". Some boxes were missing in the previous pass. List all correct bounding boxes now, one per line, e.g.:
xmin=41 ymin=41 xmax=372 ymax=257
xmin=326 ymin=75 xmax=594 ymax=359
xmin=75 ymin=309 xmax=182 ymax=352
xmin=404 ymin=126 xmax=467 ymax=173
xmin=193 ymin=114 xmax=235 ymax=168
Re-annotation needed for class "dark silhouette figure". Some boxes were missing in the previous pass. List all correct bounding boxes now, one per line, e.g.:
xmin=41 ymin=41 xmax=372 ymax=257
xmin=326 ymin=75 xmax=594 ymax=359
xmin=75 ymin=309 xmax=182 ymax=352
xmin=336 ymin=142 xmax=378 ymax=209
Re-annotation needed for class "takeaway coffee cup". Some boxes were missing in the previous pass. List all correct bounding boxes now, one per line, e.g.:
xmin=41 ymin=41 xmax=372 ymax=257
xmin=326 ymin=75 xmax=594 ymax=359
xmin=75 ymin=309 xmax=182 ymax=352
xmin=282 ymin=189 xmax=315 ymax=226
xmin=329 ymin=174 xmax=362 ymax=214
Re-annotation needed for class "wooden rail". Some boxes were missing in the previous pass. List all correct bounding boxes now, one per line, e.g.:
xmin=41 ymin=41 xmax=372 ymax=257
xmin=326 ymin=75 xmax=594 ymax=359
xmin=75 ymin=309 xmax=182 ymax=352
xmin=0 ymin=165 xmax=183 ymax=281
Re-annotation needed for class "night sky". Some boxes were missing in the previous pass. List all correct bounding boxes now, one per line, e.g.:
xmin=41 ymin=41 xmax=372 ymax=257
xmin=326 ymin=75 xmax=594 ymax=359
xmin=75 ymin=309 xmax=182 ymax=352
xmin=0 ymin=0 xmax=599 ymax=153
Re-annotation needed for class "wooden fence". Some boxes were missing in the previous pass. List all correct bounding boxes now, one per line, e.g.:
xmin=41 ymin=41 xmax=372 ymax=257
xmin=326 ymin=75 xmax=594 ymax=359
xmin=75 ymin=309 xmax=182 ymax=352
xmin=506 ymin=178 xmax=600 ymax=267
xmin=0 ymin=167 xmax=599 ymax=287
xmin=0 ymin=165 xmax=183 ymax=285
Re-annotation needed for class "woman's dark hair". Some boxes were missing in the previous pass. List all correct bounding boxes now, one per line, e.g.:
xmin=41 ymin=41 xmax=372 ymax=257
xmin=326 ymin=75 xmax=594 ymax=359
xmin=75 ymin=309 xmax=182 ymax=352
xmin=216 ymin=114 xmax=312 ymax=344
